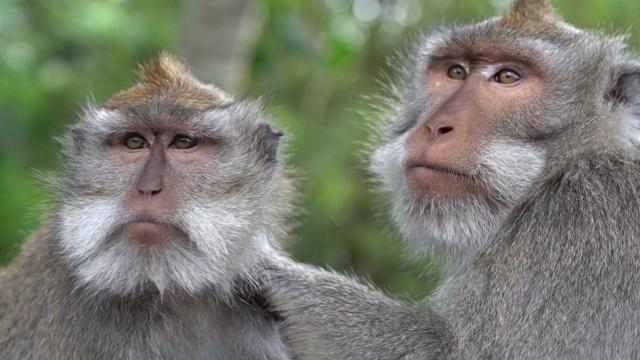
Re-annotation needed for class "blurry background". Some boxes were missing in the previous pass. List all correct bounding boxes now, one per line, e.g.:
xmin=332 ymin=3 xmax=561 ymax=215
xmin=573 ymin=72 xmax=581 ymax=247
xmin=1 ymin=0 xmax=638 ymax=298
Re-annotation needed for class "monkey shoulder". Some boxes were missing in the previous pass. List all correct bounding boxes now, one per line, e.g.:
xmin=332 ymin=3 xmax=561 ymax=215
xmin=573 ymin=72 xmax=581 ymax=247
xmin=440 ymin=154 xmax=640 ymax=358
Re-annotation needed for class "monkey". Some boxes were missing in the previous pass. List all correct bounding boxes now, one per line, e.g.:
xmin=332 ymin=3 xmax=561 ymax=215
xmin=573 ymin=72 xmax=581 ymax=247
xmin=265 ymin=0 xmax=640 ymax=358
xmin=368 ymin=10 xmax=551 ymax=268
xmin=0 ymin=53 xmax=294 ymax=359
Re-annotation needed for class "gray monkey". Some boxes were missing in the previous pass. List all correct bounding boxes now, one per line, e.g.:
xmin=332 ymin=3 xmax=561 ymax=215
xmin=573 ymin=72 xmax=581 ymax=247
xmin=267 ymin=0 xmax=640 ymax=358
xmin=0 ymin=53 xmax=294 ymax=360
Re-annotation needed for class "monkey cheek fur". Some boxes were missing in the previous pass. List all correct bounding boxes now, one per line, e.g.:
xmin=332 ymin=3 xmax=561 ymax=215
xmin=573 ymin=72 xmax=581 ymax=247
xmin=371 ymin=135 xmax=546 ymax=266
xmin=55 ymin=199 xmax=271 ymax=298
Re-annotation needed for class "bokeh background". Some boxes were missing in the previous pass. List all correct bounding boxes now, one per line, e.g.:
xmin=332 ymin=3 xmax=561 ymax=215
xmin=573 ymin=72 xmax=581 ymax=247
xmin=1 ymin=0 xmax=638 ymax=298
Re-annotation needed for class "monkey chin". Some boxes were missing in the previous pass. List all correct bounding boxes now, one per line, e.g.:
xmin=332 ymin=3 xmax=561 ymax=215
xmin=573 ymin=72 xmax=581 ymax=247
xmin=406 ymin=166 xmax=486 ymax=202
xmin=123 ymin=222 xmax=186 ymax=251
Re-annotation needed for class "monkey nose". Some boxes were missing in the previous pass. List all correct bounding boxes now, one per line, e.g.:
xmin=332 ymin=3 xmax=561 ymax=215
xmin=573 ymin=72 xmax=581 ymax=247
xmin=424 ymin=123 xmax=454 ymax=138
xmin=136 ymin=177 xmax=163 ymax=196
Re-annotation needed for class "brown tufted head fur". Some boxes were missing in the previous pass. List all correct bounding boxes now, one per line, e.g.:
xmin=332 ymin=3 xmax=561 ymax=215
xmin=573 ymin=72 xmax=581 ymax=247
xmin=104 ymin=52 xmax=231 ymax=111
xmin=499 ymin=0 xmax=565 ymax=35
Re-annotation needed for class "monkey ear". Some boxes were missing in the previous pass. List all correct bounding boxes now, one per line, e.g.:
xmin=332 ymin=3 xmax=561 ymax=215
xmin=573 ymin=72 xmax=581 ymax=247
xmin=609 ymin=64 xmax=640 ymax=106
xmin=607 ymin=63 xmax=640 ymax=144
xmin=253 ymin=123 xmax=284 ymax=165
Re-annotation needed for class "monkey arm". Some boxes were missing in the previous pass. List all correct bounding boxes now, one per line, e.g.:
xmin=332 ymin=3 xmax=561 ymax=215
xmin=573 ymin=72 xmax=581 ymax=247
xmin=267 ymin=258 xmax=453 ymax=360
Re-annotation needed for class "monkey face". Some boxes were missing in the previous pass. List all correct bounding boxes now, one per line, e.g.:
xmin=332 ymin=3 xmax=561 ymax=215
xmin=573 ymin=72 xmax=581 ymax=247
xmin=53 ymin=54 xmax=289 ymax=297
xmin=371 ymin=54 xmax=549 ymax=262
xmin=369 ymin=18 xmax=616 ymax=263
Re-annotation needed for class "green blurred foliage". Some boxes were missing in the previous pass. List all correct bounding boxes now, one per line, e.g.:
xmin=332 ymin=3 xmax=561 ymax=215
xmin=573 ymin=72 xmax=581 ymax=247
xmin=1 ymin=0 xmax=638 ymax=298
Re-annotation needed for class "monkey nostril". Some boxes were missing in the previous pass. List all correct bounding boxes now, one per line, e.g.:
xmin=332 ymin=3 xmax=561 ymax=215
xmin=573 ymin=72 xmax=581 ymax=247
xmin=438 ymin=126 xmax=453 ymax=135
xmin=137 ymin=187 xmax=162 ymax=196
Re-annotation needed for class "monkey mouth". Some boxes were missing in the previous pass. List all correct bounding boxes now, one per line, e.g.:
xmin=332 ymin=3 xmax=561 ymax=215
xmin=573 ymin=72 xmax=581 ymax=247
xmin=406 ymin=162 xmax=472 ymax=179
xmin=120 ymin=218 xmax=188 ymax=250
xmin=125 ymin=217 xmax=176 ymax=227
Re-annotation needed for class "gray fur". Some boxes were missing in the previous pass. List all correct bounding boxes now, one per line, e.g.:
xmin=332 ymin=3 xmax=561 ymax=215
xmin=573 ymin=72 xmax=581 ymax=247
xmin=268 ymin=2 xmax=640 ymax=359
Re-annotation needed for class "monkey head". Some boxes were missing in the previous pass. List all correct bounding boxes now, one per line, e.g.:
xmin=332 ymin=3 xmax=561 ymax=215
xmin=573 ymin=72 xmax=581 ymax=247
xmin=370 ymin=0 xmax=640 ymax=266
xmin=53 ymin=53 xmax=292 ymax=297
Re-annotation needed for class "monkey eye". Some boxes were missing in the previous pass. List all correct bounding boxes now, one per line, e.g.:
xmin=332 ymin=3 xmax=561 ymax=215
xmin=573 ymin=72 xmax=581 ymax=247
xmin=494 ymin=69 xmax=521 ymax=84
xmin=447 ymin=65 xmax=467 ymax=80
xmin=171 ymin=135 xmax=198 ymax=149
xmin=124 ymin=134 xmax=148 ymax=149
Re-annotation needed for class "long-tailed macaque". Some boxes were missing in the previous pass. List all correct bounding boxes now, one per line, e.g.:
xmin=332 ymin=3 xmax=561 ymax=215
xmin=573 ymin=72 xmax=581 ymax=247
xmin=0 ymin=53 xmax=293 ymax=359
xmin=266 ymin=0 xmax=640 ymax=358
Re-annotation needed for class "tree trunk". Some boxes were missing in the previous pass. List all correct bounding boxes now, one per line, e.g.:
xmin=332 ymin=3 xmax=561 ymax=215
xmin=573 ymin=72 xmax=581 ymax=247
xmin=179 ymin=0 xmax=264 ymax=93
